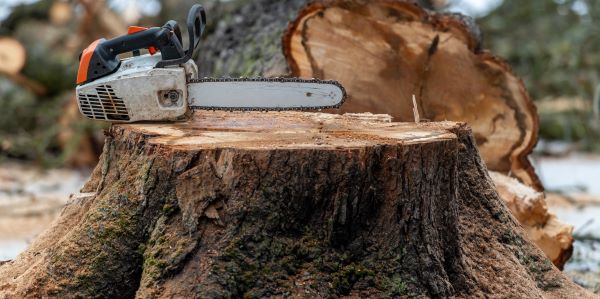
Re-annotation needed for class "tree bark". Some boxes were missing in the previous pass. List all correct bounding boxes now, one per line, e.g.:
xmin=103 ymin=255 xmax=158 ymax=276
xmin=197 ymin=0 xmax=308 ymax=78
xmin=0 ymin=112 xmax=591 ymax=298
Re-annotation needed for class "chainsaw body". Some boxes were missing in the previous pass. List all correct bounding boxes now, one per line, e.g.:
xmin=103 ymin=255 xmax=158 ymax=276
xmin=76 ymin=54 xmax=197 ymax=122
xmin=75 ymin=4 xmax=204 ymax=122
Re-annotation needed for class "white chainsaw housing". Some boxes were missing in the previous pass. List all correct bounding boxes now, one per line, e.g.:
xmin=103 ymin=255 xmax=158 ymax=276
xmin=75 ymin=54 xmax=197 ymax=122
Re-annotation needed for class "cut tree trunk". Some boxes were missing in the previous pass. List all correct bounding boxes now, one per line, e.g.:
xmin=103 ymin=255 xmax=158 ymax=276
xmin=490 ymin=171 xmax=574 ymax=269
xmin=283 ymin=0 xmax=540 ymax=190
xmin=0 ymin=112 xmax=591 ymax=298
xmin=0 ymin=37 xmax=26 ymax=75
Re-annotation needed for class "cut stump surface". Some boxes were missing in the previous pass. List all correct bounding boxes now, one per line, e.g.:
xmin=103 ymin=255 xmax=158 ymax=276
xmin=0 ymin=112 xmax=591 ymax=298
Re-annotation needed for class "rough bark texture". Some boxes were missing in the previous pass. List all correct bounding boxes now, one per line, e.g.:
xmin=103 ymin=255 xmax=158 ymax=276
xmin=197 ymin=0 xmax=308 ymax=78
xmin=490 ymin=171 xmax=574 ymax=270
xmin=283 ymin=0 xmax=540 ymax=190
xmin=0 ymin=112 xmax=591 ymax=298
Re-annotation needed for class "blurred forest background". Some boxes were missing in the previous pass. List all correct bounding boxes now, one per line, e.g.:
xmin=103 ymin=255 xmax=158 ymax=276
xmin=1 ymin=0 xmax=600 ymax=291
xmin=0 ymin=0 xmax=599 ymax=166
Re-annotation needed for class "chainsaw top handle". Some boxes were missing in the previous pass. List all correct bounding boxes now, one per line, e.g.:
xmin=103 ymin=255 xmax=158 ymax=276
xmin=76 ymin=4 xmax=206 ymax=85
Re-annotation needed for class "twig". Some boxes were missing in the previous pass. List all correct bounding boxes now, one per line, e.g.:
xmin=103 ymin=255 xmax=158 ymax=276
xmin=412 ymin=34 xmax=440 ymax=117
xmin=574 ymin=218 xmax=595 ymax=234
xmin=412 ymin=94 xmax=420 ymax=123
xmin=593 ymin=83 xmax=600 ymax=122
xmin=573 ymin=233 xmax=600 ymax=243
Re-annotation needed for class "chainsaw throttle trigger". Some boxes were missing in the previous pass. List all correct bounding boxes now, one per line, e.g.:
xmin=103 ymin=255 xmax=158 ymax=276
xmin=127 ymin=26 xmax=159 ymax=55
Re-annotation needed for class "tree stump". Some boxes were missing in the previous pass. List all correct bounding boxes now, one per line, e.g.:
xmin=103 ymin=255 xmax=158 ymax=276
xmin=0 ymin=112 xmax=591 ymax=298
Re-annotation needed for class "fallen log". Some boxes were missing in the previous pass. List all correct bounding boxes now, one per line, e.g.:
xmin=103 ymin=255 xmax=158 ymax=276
xmin=490 ymin=171 xmax=574 ymax=269
xmin=0 ymin=37 xmax=47 ymax=96
xmin=0 ymin=112 xmax=590 ymax=298
xmin=0 ymin=37 xmax=26 ymax=75
xmin=49 ymin=1 xmax=72 ymax=26
xmin=283 ymin=0 xmax=540 ymax=189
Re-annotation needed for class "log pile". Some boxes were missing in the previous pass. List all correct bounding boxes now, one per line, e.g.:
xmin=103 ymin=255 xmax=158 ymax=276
xmin=0 ymin=0 xmax=115 ymax=165
xmin=0 ymin=112 xmax=592 ymax=298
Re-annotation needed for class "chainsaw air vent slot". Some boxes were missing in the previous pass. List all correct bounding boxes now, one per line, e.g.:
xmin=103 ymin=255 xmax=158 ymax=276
xmin=78 ymin=85 xmax=130 ymax=121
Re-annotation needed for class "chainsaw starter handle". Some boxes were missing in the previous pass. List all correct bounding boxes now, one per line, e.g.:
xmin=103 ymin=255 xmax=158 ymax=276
xmin=76 ymin=4 xmax=206 ymax=85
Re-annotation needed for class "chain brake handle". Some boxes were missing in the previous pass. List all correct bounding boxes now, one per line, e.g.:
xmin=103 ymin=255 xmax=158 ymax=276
xmin=156 ymin=4 xmax=206 ymax=68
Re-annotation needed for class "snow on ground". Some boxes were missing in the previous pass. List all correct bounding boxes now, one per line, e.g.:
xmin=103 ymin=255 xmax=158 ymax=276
xmin=534 ymin=153 xmax=600 ymax=292
xmin=0 ymin=162 xmax=90 ymax=261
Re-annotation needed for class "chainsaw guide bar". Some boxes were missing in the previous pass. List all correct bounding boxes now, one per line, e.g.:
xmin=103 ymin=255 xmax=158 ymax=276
xmin=188 ymin=77 xmax=347 ymax=112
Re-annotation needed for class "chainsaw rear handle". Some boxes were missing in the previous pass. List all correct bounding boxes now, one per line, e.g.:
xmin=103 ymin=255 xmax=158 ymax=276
xmin=76 ymin=4 xmax=206 ymax=85
xmin=157 ymin=4 xmax=206 ymax=68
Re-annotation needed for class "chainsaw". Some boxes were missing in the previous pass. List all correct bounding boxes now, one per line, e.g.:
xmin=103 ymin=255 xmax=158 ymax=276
xmin=75 ymin=4 xmax=346 ymax=123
